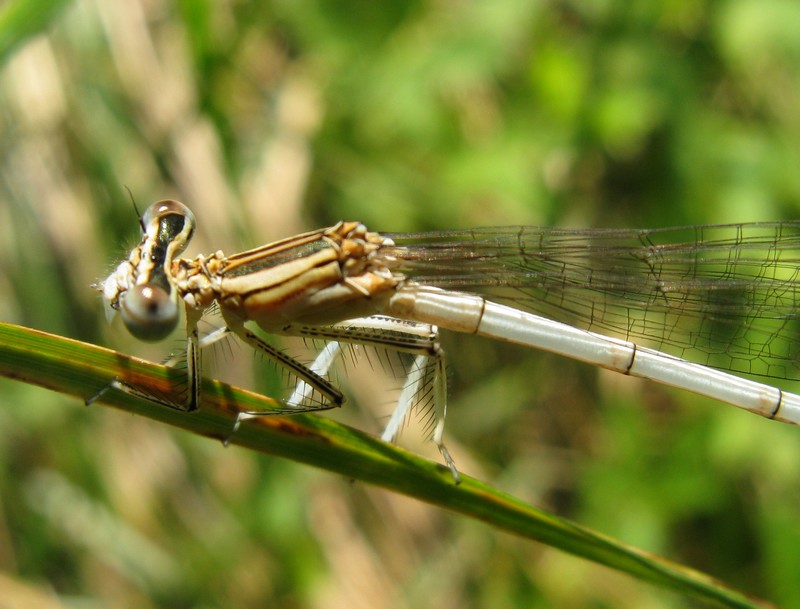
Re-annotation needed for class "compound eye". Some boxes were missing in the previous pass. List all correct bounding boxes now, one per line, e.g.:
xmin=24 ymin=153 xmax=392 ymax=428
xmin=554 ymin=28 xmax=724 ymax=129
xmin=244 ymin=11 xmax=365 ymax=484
xmin=142 ymin=199 xmax=195 ymax=230
xmin=120 ymin=284 xmax=178 ymax=342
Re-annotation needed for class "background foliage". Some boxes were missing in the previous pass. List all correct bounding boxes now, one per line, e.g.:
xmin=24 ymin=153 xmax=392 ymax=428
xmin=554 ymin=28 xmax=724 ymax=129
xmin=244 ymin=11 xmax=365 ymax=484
xmin=1 ymin=0 xmax=799 ymax=607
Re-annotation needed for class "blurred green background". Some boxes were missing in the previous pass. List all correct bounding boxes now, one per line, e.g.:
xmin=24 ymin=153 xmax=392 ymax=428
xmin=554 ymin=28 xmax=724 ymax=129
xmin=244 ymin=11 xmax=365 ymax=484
xmin=2 ymin=1 xmax=800 ymax=607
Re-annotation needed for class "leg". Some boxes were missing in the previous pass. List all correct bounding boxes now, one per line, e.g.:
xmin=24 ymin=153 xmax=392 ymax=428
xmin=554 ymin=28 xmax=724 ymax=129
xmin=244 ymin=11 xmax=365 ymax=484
xmin=87 ymin=307 xmax=342 ymax=415
xmin=283 ymin=316 xmax=459 ymax=481
xmin=86 ymin=306 xmax=207 ymax=411
xmin=222 ymin=311 xmax=345 ymax=412
xmin=378 ymin=344 xmax=458 ymax=483
xmin=287 ymin=340 xmax=344 ymax=406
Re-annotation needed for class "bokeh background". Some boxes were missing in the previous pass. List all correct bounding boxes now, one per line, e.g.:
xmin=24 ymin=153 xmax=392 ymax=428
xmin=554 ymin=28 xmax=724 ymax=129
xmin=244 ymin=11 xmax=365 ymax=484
xmin=1 ymin=1 xmax=800 ymax=607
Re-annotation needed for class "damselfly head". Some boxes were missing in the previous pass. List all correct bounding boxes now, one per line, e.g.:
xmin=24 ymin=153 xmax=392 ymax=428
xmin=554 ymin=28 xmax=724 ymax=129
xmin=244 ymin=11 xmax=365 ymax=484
xmin=99 ymin=200 xmax=197 ymax=341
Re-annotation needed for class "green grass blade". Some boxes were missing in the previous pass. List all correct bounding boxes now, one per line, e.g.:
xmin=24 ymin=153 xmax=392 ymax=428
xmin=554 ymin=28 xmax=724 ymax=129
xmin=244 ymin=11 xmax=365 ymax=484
xmin=0 ymin=321 xmax=778 ymax=609
xmin=0 ymin=0 xmax=72 ymax=67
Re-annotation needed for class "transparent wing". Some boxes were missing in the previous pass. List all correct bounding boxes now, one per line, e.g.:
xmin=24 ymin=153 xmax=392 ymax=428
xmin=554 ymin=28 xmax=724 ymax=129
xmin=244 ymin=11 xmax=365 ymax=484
xmin=385 ymin=222 xmax=800 ymax=380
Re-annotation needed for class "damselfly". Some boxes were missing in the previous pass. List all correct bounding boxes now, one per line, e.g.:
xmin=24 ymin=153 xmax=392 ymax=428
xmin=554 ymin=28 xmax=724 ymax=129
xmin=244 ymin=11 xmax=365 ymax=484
xmin=96 ymin=200 xmax=800 ymax=480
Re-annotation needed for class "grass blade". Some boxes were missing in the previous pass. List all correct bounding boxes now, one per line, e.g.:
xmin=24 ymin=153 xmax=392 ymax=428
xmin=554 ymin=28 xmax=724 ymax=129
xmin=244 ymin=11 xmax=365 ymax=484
xmin=0 ymin=321 xmax=778 ymax=609
xmin=0 ymin=0 xmax=72 ymax=66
